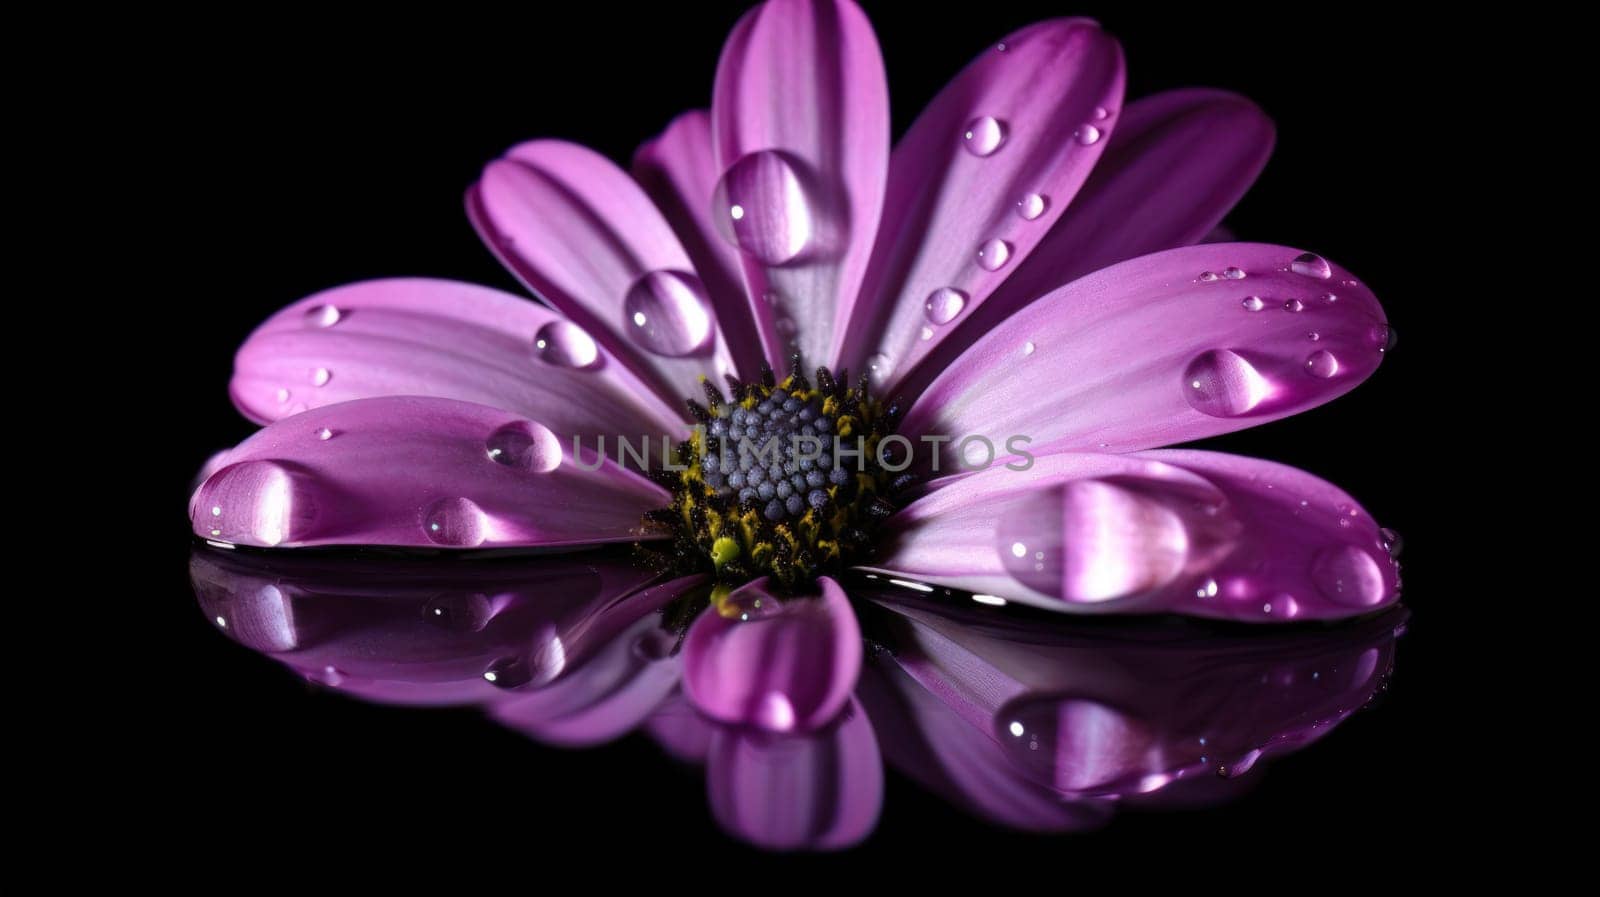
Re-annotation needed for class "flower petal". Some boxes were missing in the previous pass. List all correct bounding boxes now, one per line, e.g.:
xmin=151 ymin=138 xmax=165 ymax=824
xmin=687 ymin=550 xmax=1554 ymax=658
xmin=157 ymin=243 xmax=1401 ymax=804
xmin=901 ymin=243 xmax=1389 ymax=461
xmin=896 ymin=89 xmax=1273 ymax=399
xmin=468 ymin=141 xmax=738 ymax=404
xmin=230 ymin=278 xmax=686 ymax=443
xmin=189 ymin=547 xmax=662 ymax=706
xmin=645 ymin=691 xmax=717 ymax=764
xmin=711 ymin=0 xmax=889 ymax=370
xmin=490 ymin=576 xmax=699 ymax=747
xmin=190 ymin=396 xmax=667 ymax=549
xmin=706 ymin=698 xmax=883 ymax=851
xmin=856 ymin=594 xmax=1402 ymax=804
xmin=863 ymin=451 xmax=1400 ymax=621
xmin=633 ymin=111 xmax=766 ymax=380
xmin=682 ymin=576 xmax=861 ymax=732
xmin=837 ymin=19 xmax=1124 ymax=389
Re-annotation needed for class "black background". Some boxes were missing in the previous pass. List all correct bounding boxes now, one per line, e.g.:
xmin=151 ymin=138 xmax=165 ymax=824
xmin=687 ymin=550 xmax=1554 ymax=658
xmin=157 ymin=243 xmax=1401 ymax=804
xmin=134 ymin=0 xmax=1467 ymax=874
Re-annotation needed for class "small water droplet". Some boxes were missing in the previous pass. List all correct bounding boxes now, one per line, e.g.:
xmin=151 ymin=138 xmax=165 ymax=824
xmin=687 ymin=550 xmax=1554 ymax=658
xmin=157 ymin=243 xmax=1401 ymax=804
xmin=1283 ymin=299 xmax=1305 ymax=312
xmin=1222 ymin=267 xmax=1246 ymax=280
xmin=275 ymin=388 xmax=291 ymax=403
xmin=483 ymin=656 xmax=533 ymax=689
xmin=712 ymin=150 xmax=817 ymax=265
xmin=424 ymin=594 xmax=494 ymax=632
xmin=1022 ymin=341 xmax=1036 ymax=356
xmin=1093 ymin=106 xmax=1110 ymax=120
xmin=622 ymin=270 xmax=713 ymax=356
xmin=1371 ymin=324 xmax=1397 ymax=354
xmin=1307 ymin=331 xmax=1321 ymax=341
xmin=976 ymin=239 xmax=1012 ymax=271
xmin=1241 ymin=296 xmax=1264 ymax=311
xmin=309 ymin=666 xmax=345 ymax=686
xmin=1182 ymin=350 xmax=1273 ymax=417
xmin=995 ymin=41 xmax=1008 ymax=52
xmin=924 ymin=287 xmax=968 ymax=324
xmin=1198 ymin=271 xmax=1219 ymax=282
xmin=486 ymin=420 xmax=562 ymax=472
xmin=963 ymin=116 xmax=1007 ymax=156
xmin=1074 ymin=124 xmax=1102 ymax=145
xmin=1016 ymin=193 xmax=1047 ymax=220
xmin=1304 ymin=350 xmax=1339 ymax=378
xmin=866 ymin=353 xmax=894 ymax=385
xmin=919 ymin=325 xmax=934 ymax=341
xmin=533 ymin=320 xmax=599 ymax=368
xmin=303 ymin=305 xmax=342 ymax=328
xmin=1290 ymin=252 xmax=1332 ymax=279
xmin=423 ymin=497 xmax=487 ymax=547
xmin=1196 ymin=578 xmax=1219 ymax=598
xmin=1379 ymin=527 xmax=1404 ymax=558
xmin=310 ymin=367 xmax=331 ymax=387
xmin=1320 ymin=292 xmax=1338 ymax=303
xmin=316 ymin=427 xmax=334 ymax=441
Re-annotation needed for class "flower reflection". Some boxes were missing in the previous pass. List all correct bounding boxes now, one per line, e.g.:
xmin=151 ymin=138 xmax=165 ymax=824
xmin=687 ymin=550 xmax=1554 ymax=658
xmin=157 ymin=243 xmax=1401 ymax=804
xmin=191 ymin=546 xmax=1402 ymax=850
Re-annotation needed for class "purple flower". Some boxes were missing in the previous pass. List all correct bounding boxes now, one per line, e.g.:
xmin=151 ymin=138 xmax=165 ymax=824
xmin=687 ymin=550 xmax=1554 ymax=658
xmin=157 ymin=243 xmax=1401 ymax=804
xmin=191 ymin=0 xmax=1401 ymax=744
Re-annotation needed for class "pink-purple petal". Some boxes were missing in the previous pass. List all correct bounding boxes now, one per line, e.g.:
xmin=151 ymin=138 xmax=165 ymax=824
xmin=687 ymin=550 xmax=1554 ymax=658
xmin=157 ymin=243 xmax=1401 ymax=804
xmin=711 ymin=0 xmax=889 ymax=370
xmin=633 ymin=111 xmax=767 ymax=381
xmin=467 ymin=140 xmax=737 ymax=405
xmin=839 ymin=19 xmax=1125 ymax=387
xmin=682 ymin=576 xmax=861 ymax=733
xmin=895 ymin=89 xmax=1273 ymax=400
xmin=864 ymin=451 xmax=1399 ymax=621
xmin=190 ymin=396 xmax=666 ymax=549
xmin=706 ymin=699 xmax=883 ymax=851
xmin=901 ymin=243 xmax=1389 ymax=461
xmin=230 ymin=278 xmax=686 ymax=442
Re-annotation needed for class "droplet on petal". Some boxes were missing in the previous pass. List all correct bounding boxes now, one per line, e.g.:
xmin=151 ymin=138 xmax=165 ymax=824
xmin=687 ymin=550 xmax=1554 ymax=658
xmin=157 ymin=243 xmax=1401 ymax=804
xmin=1304 ymin=350 xmax=1340 ymax=378
xmin=422 ymin=497 xmax=488 ymax=547
xmin=976 ymin=239 xmax=1012 ymax=271
xmin=1290 ymin=252 xmax=1332 ymax=279
xmin=1074 ymin=124 xmax=1102 ymax=145
xmin=1309 ymin=544 xmax=1388 ymax=607
xmin=924 ymin=287 xmax=967 ymax=324
xmin=712 ymin=150 xmax=818 ymax=265
xmin=303 ymin=305 xmax=342 ymax=328
xmin=962 ymin=116 xmax=1007 ymax=156
xmin=485 ymin=420 xmax=562 ymax=473
xmin=1016 ymin=193 xmax=1048 ymax=220
xmin=622 ymin=270 xmax=714 ymax=356
xmin=533 ymin=320 xmax=600 ymax=368
xmin=1182 ymin=350 xmax=1273 ymax=417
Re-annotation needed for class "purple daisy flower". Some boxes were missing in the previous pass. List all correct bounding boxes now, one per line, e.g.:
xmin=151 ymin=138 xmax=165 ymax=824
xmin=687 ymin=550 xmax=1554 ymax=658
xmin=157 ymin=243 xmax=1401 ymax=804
xmin=191 ymin=0 xmax=1400 ymax=744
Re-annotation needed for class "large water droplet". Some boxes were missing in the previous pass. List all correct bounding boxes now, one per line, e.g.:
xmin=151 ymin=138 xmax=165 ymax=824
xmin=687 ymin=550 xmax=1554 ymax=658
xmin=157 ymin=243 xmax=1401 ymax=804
xmin=423 ymin=497 xmax=487 ymax=547
xmin=1304 ymin=350 xmax=1339 ymax=378
xmin=1016 ymin=193 xmax=1048 ymax=220
xmin=1310 ymin=544 xmax=1387 ymax=607
xmin=924 ymin=287 xmax=968 ymax=324
xmin=1182 ymin=350 xmax=1273 ymax=417
xmin=423 ymin=594 xmax=494 ymax=632
xmin=303 ymin=305 xmax=342 ymax=328
xmin=533 ymin=320 xmax=599 ymax=368
xmin=866 ymin=353 xmax=894 ymax=386
xmin=996 ymin=480 xmax=1193 ymax=603
xmin=1370 ymin=324 xmax=1397 ymax=354
xmin=962 ymin=116 xmax=1007 ymax=156
xmin=1290 ymin=252 xmax=1332 ymax=279
xmin=712 ymin=150 xmax=816 ymax=265
xmin=486 ymin=420 xmax=562 ymax=472
xmin=1074 ymin=124 xmax=1102 ymax=145
xmin=199 ymin=461 xmax=312 ymax=547
xmin=1241 ymin=296 xmax=1264 ymax=312
xmin=622 ymin=270 xmax=713 ymax=356
xmin=977 ymin=239 xmax=1012 ymax=271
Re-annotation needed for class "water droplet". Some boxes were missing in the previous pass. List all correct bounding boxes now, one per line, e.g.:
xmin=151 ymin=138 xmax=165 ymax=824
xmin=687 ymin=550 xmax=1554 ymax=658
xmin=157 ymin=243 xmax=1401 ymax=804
xmin=1198 ymin=271 xmax=1219 ymax=282
xmin=424 ymin=594 xmax=494 ymax=632
xmin=919 ymin=326 xmax=934 ymax=341
xmin=197 ymin=461 xmax=311 ymax=547
xmin=303 ymin=305 xmax=342 ymax=328
xmin=311 ymin=367 xmax=331 ymax=387
xmin=866 ymin=353 xmax=894 ymax=386
xmin=275 ymin=388 xmax=291 ymax=403
xmin=1307 ymin=331 xmax=1321 ymax=341
xmin=1304 ymin=350 xmax=1339 ymax=378
xmin=1016 ymin=193 xmax=1047 ymax=220
xmin=1196 ymin=577 xmax=1219 ymax=598
xmin=1093 ymin=106 xmax=1110 ymax=120
xmin=1320 ymin=292 xmax=1338 ymax=303
xmin=483 ymin=655 xmax=533 ymax=689
xmin=533 ymin=320 xmax=600 ymax=368
xmin=1310 ymin=545 xmax=1387 ymax=607
xmin=1074 ymin=124 xmax=1102 ymax=145
xmin=485 ymin=420 xmax=562 ymax=473
xmin=622 ymin=270 xmax=713 ymax=356
xmin=1241 ymin=296 xmax=1264 ymax=311
xmin=1182 ymin=350 xmax=1272 ymax=417
xmin=1290 ymin=252 xmax=1332 ymax=279
xmin=977 ymin=239 xmax=1012 ymax=271
xmin=1222 ymin=267 xmax=1246 ymax=279
xmin=1283 ymin=299 xmax=1305 ymax=312
xmin=315 ymin=427 xmax=334 ymax=441
xmin=1379 ymin=527 xmax=1404 ymax=558
xmin=309 ymin=666 xmax=345 ymax=686
xmin=962 ymin=116 xmax=1007 ymax=156
xmin=995 ymin=41 xmax=1008 ymax=52
xmin=1370 ymin=324 xmax=1397 ymax=354
xmin=1022 ymin=341 xmax=1036 ymax=356
xmin=712 ymin=150 xmax=816 ymax=265
xmin=924 ymin=287 xmax=968 ymax=324
xmin=423 ymin=497 xmax=487 ymax=547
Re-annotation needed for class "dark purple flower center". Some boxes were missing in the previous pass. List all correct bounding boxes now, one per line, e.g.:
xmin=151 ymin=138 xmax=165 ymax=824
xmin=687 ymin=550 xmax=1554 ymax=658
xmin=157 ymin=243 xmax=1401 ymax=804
xmin=643 ymin=358 xmax=899 ymax=589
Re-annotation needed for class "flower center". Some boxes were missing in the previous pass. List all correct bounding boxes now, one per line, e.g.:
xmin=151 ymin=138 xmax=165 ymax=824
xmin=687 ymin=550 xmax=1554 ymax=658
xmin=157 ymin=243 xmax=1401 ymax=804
xmin=643 ymin=357 xmax=899 ymax=589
